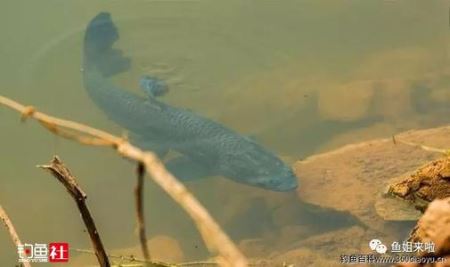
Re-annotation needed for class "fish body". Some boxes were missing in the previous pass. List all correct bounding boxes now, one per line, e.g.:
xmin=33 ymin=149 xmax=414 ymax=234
xmin=83 ymin=12 xmax=298 ymax=192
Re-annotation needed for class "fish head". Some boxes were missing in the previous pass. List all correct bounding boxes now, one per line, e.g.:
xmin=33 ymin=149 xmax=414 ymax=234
xmin=249 ymin=160 xmax=299 ymax=192
xmin=220 ymin=141 xmax=299 ymax=192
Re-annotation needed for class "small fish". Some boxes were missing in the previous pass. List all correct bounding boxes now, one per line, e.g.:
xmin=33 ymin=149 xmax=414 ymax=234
xmin=82 ymin=12 xmax=298 ymax=192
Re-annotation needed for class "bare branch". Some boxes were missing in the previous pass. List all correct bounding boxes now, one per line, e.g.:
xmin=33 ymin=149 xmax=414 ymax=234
xmin=0 ymin=205 xmax=32 ymax=267
xmin=135 ymin=162 xmax=151 ymax=262
xmin=0 ymin=95 xmax=248 ymax=267
xmin=392 ymin=135 xmax=450 ymax=155
xmin=38 ymin=156 xmax=110 ymax=267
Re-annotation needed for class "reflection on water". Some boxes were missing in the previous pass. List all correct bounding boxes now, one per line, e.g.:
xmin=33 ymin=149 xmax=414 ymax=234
xmin=0 ymin=0 xmax=449 ymax=265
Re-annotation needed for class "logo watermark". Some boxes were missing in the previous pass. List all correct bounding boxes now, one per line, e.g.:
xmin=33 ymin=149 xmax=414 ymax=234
xmin=339 ymin=239 xmax=445 ymax=265
xmin=18 ymin=242 xmax=69 ymax=263
xmin=368 ymin=239 xmax=435 ymax=254
xmin=369 ymin=239 xmax=387 ymax=254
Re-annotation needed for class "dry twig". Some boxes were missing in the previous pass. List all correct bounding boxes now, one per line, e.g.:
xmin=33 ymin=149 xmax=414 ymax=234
xmin=38 ymin=156 xmax=110 ymax=267
xmin=0 ymin=205 xmax=32 ymax=267
xmin=0 ymin=95 xmax=248 ymax=267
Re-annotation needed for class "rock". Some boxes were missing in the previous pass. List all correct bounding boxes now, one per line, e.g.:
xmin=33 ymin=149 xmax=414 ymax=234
xmin=272 ymin=247 xmax=340 ymax=267
xmin=383 ymin=157 xmax=450 ymax=213
xmin=353 ymin=47 xmax=438 ymax=81
xmin=69 ymin=235 xmax=184 ymax=266
xmin=293 ymin=226 xmax=374 ymax=257
xmin=238 ymin=238 xmax=268 ymax=258
xmin=113 ymin=235 xmax=185 ymax=264
xmin=318 ymin=122 xmax=400 ymax=152
xmin=429 ymin=87 xmax=450 ymax=105
xmin=144 ymin=235 xmax=185 ymax=262
xmin=293 ymin=125 xmax=450 ymax=231
xmin=396 ymin=198 xmax=450 ymax=267
xmin=409 ymin=198 xmax=450 ymax=257
xmin=218 ymin=66 xmax=315 ymax=134
xmin=278 ymin=225 xmax=312 ymax=245
xmin=374 ymin=189 xmax=423 ymax=221
xmin=373 ymin=78 xmax=414 ymax=120
xmin=269 ymin=226 xmax=392 ymax=267
xmin=318 ymin=80 xmax=375 ymax=122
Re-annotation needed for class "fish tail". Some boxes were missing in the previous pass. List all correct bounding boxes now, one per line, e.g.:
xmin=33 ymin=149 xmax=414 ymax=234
xmin=83 ymin=12 xmax=131 ymax=77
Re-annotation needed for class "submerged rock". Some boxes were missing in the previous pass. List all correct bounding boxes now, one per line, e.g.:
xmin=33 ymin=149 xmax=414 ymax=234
xmin=317 ymin=80 xmax=375 ymax=122
xmin=293 ymin=125 xmax=450 ymax=231
xmin=69 ymin=235 xmax=184 ymax=266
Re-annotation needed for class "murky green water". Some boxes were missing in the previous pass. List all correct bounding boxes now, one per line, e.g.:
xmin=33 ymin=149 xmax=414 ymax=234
xmin=1 ymin=0 xmax=449 ymax=265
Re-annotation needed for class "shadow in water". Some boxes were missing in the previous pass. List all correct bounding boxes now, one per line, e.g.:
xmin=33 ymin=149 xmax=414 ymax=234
xmin=225 ymin=192 xmax=362 ymax=244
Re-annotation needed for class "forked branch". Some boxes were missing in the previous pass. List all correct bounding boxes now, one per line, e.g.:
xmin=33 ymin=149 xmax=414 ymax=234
xmin=38 ymin=156 xmax=110 ymax=267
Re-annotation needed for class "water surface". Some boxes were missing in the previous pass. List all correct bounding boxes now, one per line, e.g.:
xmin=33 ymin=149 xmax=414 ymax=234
xmin=0 ymin=0 xmax=449 ymax=265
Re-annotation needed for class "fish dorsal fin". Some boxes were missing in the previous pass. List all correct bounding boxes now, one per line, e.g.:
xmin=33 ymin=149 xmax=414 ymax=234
xmin=139 ymin=75 xmax=169 ymax=98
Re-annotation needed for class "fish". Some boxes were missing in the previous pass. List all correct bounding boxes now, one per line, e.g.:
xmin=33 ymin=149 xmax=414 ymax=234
xmin=82 ymin=12 xmax=298 ymax=192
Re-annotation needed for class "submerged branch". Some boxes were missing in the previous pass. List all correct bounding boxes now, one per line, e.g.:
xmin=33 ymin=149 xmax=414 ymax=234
xmin=0 ymin=205 xmax=32 ymax=267
xmin=74 ymin=248 xmax=262 ymax=267
xmin=0 ymin=95 xmax=248 ymax=267
xmin=73 ymin=248 xmax=172 ymax=267
xmin=135 ymin=162 xmax=151 ymax=262
xmin=38 ymin=156 xmax=110 ymax=267
xmin=392 ymin=135 xmax=450 ymax=155
xmin=74 ymin=248 xmax=223 ymax=267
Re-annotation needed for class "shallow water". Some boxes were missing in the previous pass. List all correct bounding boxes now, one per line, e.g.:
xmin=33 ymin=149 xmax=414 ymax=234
xmin=0 ymin=0 xmax=449 ymax=265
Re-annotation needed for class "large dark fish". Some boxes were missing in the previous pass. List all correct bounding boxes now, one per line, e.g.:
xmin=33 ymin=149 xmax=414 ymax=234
xmin=83 ymin=12 xmax=298 ymax=192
